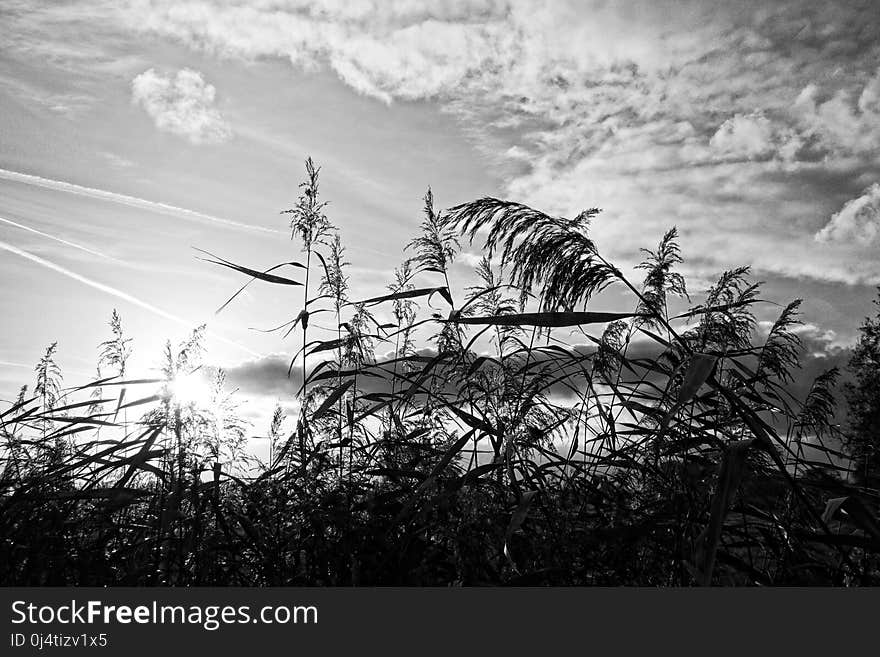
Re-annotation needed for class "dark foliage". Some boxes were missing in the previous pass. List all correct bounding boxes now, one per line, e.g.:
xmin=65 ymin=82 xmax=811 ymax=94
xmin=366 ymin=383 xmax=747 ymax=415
xmin=1 ymin=162 xmax=878 ymax=586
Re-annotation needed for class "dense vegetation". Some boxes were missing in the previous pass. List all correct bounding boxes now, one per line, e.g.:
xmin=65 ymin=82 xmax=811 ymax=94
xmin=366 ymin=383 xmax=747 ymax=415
xmin=2 ymin=159 xmax=879 ymax=586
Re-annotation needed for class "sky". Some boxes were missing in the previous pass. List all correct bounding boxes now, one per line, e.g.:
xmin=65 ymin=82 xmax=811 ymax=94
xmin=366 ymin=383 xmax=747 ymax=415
xmin=1 ymin=0 xmax=878 ymax=425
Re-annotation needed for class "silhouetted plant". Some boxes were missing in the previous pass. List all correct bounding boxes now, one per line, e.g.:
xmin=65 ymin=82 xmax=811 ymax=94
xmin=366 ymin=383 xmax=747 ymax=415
xmin=845 ymin=289 xmax=880 ymax=490
xmin=1 ymin=162 xmax=878 ymax=587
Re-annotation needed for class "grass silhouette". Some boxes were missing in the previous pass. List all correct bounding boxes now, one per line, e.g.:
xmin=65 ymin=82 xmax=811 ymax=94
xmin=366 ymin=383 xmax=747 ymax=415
xmin=1 ymin=159 xmax=878 ymax=586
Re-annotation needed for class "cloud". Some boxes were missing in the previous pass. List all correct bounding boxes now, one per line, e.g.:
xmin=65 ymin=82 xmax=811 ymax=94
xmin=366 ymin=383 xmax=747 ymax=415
xmin=0 ymin=214 xmax=118 ymax=263
xmin=100 ymin=152 xmax=135 ymax=168
xmin=223 ymin=353 xmax=301 ymax=398
xmin=0 ymin=167 xmax=280 ymax=235
xmin=709 ymin=112 xmax=802 ymax=161
xmin=793 ymin=68 xmax=880 ymax=156
xmin=121 ymin=1 xmax=728 ymax=105
xmin=131 ymin=68 xmax=232 ymax=144
xmin=858 ymin=69 xmax=880 ymax=115
xmin=815 ymin=183 xmax=880 ymax=246
xmin=783 ymin=324 xmax=853 ymax=425
xmin=117 ymin=1 xmax=880 ymax=285
xmin=0 ymin=237 xmax=257 ymax=357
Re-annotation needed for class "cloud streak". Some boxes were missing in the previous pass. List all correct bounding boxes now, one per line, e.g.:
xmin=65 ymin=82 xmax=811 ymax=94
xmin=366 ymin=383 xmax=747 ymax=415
xmin=0 ymin=214 xmax=121 ymax=263
xmin=0 ymin=360 xmax=34 ymax=371
xmin=0 ymin=168 xmax=282 ymax=235
xmin=0 ymin=238 xmax=258 ymax=357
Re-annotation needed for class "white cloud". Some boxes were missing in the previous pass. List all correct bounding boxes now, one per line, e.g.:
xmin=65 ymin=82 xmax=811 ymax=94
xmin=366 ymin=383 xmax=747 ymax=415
xmin=793 ymin=68 xmax=880 ymax=156
xmin=100 ymin=152 xmax=135 ymax=168
xmin=709 ymin=111 xmax=801 ymax=161
xmin=131 ymin=68 xmax=232 ymax=144
xmin=815 ymin=183 xmax=880 ymax=246
xmin=121 ymin=1 xmax=714 ymax=105
xmin=858 ymin=69 xmax=880 ymax=115
xmin=117 ymin=1 xmax=880 ymax=285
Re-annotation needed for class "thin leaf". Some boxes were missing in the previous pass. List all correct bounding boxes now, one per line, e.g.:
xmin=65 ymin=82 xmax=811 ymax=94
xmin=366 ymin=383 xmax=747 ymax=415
xmin=453 ymin=311 xmax=639 ymax=327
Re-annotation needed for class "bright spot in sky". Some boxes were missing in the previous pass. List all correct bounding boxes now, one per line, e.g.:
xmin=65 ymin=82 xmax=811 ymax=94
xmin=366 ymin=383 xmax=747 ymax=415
xmin=169 ymin=371 xmax=212 ymax=408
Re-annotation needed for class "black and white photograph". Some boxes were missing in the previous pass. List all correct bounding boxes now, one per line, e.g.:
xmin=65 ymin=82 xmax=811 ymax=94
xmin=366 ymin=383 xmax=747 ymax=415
xmin=1 ymin=0 xmax=879 ymax=598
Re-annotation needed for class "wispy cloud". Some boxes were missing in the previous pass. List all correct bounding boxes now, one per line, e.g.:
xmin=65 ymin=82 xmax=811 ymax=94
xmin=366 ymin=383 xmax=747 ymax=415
xmin=0 ymin=238 xmax=258 ymax=357
xmin=0 ymin=360 xmax=33 ymax=371
xmin=131 ymin=68 xmax=232 ymax=144
xmin=118 ymin=0 xmax=880 ymax=286
xmin=100 ymin=152 xmax=136 ymax=169
xmin=0 ymin=214 xmax=121 ymax=263
xmin=0 ymin=168 xmax=281 ymax=235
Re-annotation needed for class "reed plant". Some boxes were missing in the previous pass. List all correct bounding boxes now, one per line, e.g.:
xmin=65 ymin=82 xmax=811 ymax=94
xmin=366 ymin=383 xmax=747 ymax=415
xmin=1 ymin=159 xmax=878 ymax=586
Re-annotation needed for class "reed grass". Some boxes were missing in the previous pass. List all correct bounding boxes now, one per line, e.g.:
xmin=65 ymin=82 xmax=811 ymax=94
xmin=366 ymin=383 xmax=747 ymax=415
xmin=1 ymin=159 xmax=878 ymax=586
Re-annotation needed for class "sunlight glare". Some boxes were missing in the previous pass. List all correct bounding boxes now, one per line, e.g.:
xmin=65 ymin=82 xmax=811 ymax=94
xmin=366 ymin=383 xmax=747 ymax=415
xmin=169 ymin=371 xmax=213 ymax=407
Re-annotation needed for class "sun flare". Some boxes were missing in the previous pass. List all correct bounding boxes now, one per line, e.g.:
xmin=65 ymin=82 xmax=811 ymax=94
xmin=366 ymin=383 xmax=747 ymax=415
xmin=169 ymin=371 xmax=213 ymax=407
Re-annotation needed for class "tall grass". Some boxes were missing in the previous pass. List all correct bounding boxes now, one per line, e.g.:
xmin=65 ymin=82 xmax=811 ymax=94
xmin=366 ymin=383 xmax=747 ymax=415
xmin=1 ymin=159 xmax=878 ymax=586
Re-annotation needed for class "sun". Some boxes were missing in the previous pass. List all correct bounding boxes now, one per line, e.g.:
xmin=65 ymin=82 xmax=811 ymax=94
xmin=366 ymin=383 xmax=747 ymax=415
xmin=168 ymin=371 xmax=213 ymax=408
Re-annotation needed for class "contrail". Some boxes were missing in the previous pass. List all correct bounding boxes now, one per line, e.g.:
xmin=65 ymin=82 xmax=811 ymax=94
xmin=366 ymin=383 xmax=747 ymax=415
xmin=0 ymin=359 xmax=92 ymax=379
xmin=0 ymin=239 xmax=260 ymax=358
xmin=0 ymin=360 xmax=32 ymax=370
xmin=0 ymin=168 xmax=283 ymax=236
xmin=0 ymin=214 xmax=121 ymax=263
